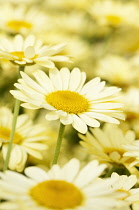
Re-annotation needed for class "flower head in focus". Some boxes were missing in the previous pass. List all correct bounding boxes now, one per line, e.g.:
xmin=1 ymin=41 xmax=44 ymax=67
xmin=0 ymin=107 xmax=49 ymax=172
xmin=10 ymin=68 xmax=124 ymax=134
xmin=0 ymin=34 xmax=70 ymax=67
xmin=0 ymin=159 xmax=126 ymax=210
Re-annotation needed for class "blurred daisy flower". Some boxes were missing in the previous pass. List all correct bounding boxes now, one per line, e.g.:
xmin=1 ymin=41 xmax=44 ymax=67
xmin=10 ymin=67 xmax=124 ymax=134
xmin=90 ymin=0 xmax=139 ymax=27
xmin=0 ymin=159 xmax=126 ymax=210
xmin=79 ymin=123 xmax=138 ymax=167
xmin=110 ymin=172 xmax=137 ymax=209
xmin=0 ymin=107 xmax=48 ymax=172
xmin=0 ymin=4 xmax=51 ymax=35
xmin=121 ymin=87 xmax=139 ymax=120
xmin=0 ymin=34 xmax=70 ymax=67
xmin=95 ymin=55 xmax=137 ymax=87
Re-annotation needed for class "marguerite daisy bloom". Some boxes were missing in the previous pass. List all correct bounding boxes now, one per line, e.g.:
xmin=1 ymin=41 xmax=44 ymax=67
xmin=79 ymin=123 xmax=138 ymax=167
xmin=0 ymin=34 xmax=70 ymax=67
xmin=123 ymin=141 xmax=139 ymax=167
xmin=110 ymin=172 xmax=137 ymax=198
xmin=0 ymin=107 xmax=48 ymax=172
xmin=109 ymin=173 xmax=137 ymax=210
xmin=0 ymin=4 xmax=51 ymax=35
xmin=90 ymin=0 xmax=139 ymax=27
xmin=10 ymin=68 xmax=124 ymax=134
xmin=0 ymin=159 xmax=126 ymax=210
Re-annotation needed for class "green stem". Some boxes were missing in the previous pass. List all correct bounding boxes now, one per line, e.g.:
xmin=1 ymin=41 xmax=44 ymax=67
xmin=52 ymin=123 xmax=65 ymax=165
xmin=105 ymin=165 xmax=116 ymax=178
xmin=3 ymin=65 xmax=25 ymax=171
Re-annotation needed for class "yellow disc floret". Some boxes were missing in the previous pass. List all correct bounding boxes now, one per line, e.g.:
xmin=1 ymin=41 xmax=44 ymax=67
xmin=106 ymin=15 xmax=122 ymax=26
xmin=30 ymin=180 xmax=84 ymax=209
xmin=10 ymin=51 xmax=25 ymax=60
xmin=0 ymin=127 xmax=23 ymax=144
xmin=46 ymin=90 xmax=89 ymax=114
xmin=7 ymin=20 xmax=32 ymax=32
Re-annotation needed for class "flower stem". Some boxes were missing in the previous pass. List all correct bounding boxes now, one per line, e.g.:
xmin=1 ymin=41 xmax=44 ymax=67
xmin=52 ymin=123 xmax=65 ymax=165
xmin=3 ymin=65 xmax=25 ymax=171
xmin=105 ymin=165 xmax=116 ymax=177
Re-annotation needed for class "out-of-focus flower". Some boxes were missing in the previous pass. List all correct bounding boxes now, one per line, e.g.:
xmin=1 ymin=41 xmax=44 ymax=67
xmin=0 ymin=107 xmax=48 ymax=171
xmin=0 ymin=159 xmax=126 ymax=210
xmin=123 ymin=141 xmax=139 ymax=166
xmin=79 ymin=123 xmax=138 ymax=167
xmin=121 ymin=87 xmax=139 ymax=120
xmin=44 ymin=0 xmax=90 ymax=11
xmin=90 ymin=0 xmax=139 ymax=27
xmin=0 ymin=34 xmax=70 ymax=67
xmin=110 ymin=172 xmax=137 ymax=209
xmin=95 ymin=55 xmax=137 ymax=87
xmin=10 ymin=68 xmax=124 ymax=134
xmin=0 ymin=4 xmax=51 ymax=35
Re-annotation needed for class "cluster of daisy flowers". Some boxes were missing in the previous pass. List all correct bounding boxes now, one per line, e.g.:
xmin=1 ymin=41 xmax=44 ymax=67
xmin=1 ymin=0 xmax=139 ymax=210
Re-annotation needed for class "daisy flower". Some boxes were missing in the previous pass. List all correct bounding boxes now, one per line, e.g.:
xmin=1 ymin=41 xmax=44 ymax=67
xmin=95 ymin=55 xmax=137 ymax=87
xmin=0 ymin=4 xmax=51 ymax=35
xmin=0 ymin=159 xmax=126 ymax=210
xmin=79 ymin=123 xmax=138 ymax=167
xmin=0 ymin=34 xmax=70 ymax=67
xmin=109 ymin=173 xmax=137 ymax=210
xmin=110 ymin=172 xmax=137 ymax=198
xmin=10 ymin=67 xmax=124 ymax=134
xmin=0 ymin=107 xmax=48 ymax=172
xmin=90 ymin=0 xmax=139 ymax=27
xmin=123 ymin=140 xmax=139 ymax=167
xmin=121 ymin=87 xmax=139 ymax=120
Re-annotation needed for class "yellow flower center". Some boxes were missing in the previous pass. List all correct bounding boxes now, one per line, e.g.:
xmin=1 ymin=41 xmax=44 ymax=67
xmin=30 ymin=180 xmax=84 ymax=209
xmin=46 ymin=90 xmax=89 ymax=114
xmin=105 ymin=148 xmax=125 ymax=157
xmin=10 ymin=51 xmax=25 ymax=60
xmin=106 ymin=15 xmax=122 ymax=25
xmin=0 ymin=127 xmax=23 ymax=144
xmin=104 ymin=148 xmax=136 ymax=164
xmin=10 ymin=51 xmax=38 ymax=61
xmin=7 ymin=20 xmax=32 ymax=32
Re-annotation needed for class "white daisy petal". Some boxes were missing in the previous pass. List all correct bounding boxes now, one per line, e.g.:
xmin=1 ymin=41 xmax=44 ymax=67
xmin=60 ymin=67 xmax=70 ymax=90
xmin=33 ymin=70 xmax=54 ymax=93
xmin=24 ymin=46 xmax=35 ymax=59
xmin=45 ymin=111 xmax=59 ymax=120
xmin=69 ymin=68 xmax=81 ymax=91
xmin=49 ymin=68 xmax=63 ymax=90
xmin=25 ymin=167 xmax=49 ymax=182
xmin=72 ymin=114 xmax=88 ymax=134
xmin=61 ymin=159 xmax=80 ymax=182
xmin=13 ymin=34 xmax=24 ymax=51
xmin=60 ymin=114 xmax=73 ymax=125
xmin=80 ymin=77 xmax=101 ymax=94
xmin=79 ymin=113 xmax=100 ymax=127
xmin=35 ymin=57 xmax=55 ymax=68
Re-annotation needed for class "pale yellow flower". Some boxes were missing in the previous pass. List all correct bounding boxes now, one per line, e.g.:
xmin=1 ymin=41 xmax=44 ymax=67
xmin=0 ymin=107 xmax=48 ymax=171
xmin=90 ymin=0 xmax=139 ymax=27
xmin=79 ymin=123 xmax=138 ymax=167
xmin=0 ymin=4 xmax=51 ymax=35
xmin=0 ymin=159 xmax=126 ymax=210
xmin=10 ymin=68 xmax=124 ymax=134
xmin=0 ymin=34 xmax=70 ymax=67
